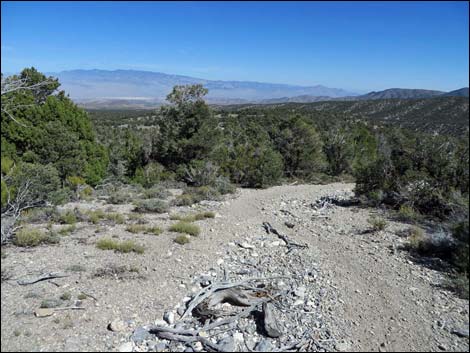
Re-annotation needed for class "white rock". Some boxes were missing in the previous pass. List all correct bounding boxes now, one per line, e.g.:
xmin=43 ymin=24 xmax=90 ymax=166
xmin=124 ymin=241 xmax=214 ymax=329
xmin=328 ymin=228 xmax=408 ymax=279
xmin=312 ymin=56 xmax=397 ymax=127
xmin=182 ymin=296 xmax=192 ymax=303
xmin=216 ymin=258 xmax=224 ymax=266
xmin=270 ymin=241 xmax=281 ymax=247
xmin=193 ymin=342 xmax=203 ymax=352
xmin=154 ymin=319 xmax=167 ymax=327
xmin=233 ymin=331 xmax=244 ymax=344
xmin=239 ymin=242 xmax=255 ymax=249
xmin=109 ymin=319 xmax=127 ymax=332
xmin=118 ymin=342 xmax=134 ymax=352
xmin=293 ymin=299 xmax=304 ymax=306
xmin=163 ymin=311 xmax=175 ymax=325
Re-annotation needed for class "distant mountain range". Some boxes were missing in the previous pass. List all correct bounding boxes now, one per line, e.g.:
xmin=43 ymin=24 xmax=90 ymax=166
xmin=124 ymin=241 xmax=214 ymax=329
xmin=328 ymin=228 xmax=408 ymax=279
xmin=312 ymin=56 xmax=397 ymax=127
xmin=41 ymin=69 xmax=468 ymax=108
xmin=47 ymin=69 xmax=357 ymax=102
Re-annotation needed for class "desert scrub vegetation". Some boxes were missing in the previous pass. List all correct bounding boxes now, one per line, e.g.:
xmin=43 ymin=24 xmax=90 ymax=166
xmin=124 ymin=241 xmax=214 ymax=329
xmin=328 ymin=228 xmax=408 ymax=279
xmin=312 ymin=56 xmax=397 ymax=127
xmin=170 ymin=211 xmax=215 ymax=222
xmin=96 ymin=238 xmax=145 ymax=254
xmin=174 ymin=234 xmax=191 ymax=245
xmin=367 ymin=215 xmax=388 ymax=232
xmin=396 ymin=204 xmax=420 ymax=222
xmin=107 ymin=191 xmax=131 ymax=204
xmin=171 ymin=186 xmax=222 ymax=206
xmin=58 ymin=210 xmax=77 ymax=225
xmin=141 ymin=187 xmax=171 ymax=199
xmin=169 ymin=221 xmax=201 ymax=236
xmin=86 ymin=209 xmax=125 ymax=224
xmin=125 ymin=224 xmax=161 ymax=235
xmin=13 ymin=228 xmax=59 ymax=247
xmin=58 ymin=224 xmax=76 ymax=236
xmin=134 ymin=199 xmax=169 ymax=213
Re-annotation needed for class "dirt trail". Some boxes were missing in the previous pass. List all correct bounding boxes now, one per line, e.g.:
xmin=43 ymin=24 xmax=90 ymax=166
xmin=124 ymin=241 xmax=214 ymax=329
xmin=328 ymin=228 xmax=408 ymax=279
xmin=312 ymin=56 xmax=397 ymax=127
xmin=1 ymin=183 xmax=468 ymax=352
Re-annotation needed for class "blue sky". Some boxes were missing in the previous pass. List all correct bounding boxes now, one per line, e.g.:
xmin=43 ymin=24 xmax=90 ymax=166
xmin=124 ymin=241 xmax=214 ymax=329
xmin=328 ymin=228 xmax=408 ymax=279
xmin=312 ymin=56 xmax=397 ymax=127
xmin=1 ymin=1 xmax=468 ymax=91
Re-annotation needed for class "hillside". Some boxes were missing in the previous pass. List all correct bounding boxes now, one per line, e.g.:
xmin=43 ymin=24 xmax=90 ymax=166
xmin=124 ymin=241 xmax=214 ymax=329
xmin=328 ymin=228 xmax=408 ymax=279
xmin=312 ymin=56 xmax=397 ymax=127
xmin=357 ymin=88 xmax=444 ymax=100
xmin=223 ymin=97 xmax=469 ymax=136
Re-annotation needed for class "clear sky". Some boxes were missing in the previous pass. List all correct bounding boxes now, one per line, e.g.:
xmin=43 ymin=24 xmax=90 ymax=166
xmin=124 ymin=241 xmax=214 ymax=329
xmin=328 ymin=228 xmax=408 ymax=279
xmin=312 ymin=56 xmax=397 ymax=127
xmin=1 ymin=1 xmax=468 ymax=91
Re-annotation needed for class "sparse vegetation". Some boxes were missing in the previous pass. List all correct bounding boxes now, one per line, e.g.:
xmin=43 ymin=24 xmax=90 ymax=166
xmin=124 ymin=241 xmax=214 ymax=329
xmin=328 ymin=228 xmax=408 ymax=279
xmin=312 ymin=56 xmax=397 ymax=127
xmin=77 ymin=293 xmax=88 ymax=300
xmin=170 ymin=211 xmax=215 ymax=222
xmin=59 ymin=210 xmax=77 ymax=225
xmin=174 ymin=235 xmax=191 ymax=245
xmin=96 ymin=238 xmax=145 ymax=254
xmin=66 ymin=264 xmax=86 ymax=272
xmin=125 ymin=224 xmax=146 ymax=233
xmin=169 ymin=221 xmax=200 ymax=236
xmin=60 ymin=292 xmax=71 ymax=301
xmin=58 ymin=224 xmax=76 ymax=236
xmin=367 ymin=215 xmax=388 ymax=232
xmin=134 ymin=199 xmax=169 ymax=213
xmin=13 ymin=228 xmax=58 ymax=247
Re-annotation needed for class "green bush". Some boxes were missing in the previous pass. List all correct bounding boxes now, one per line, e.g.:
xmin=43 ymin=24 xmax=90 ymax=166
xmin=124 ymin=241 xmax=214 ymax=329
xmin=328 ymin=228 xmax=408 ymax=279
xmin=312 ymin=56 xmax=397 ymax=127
xmin=174 ymin=235 xmax=191 ymax=245
xmin=134 ymin=199 xmax=169 ymax=213
xmin=397 ymin=204 xmax=419 ymax=222
xmin=96 ymin=238 xmax=144 ymax=254
xmin=59 ymin=210 xmax=77 ymax=225
xmin=172 ymin=194 xmax=196 ymax=206
xmin=169 ymin=221 xmax=201 ymax=236
xmin=58 ymin=224 xmax=76 ymax=236
xmin=13 ymin=228 xmax=58 ymax=247
xmin=212 ymin=176 xmax=236 ymax=195
xmin=145 ymin=226 xmax=162 ymax=235
xmin=367 ymin=215 xmax=387 ymax=232
xmin=170 ymin=211 xmax=215 ymax=222
xmin=107 ymin=191 xmax=131 ymax=204
xmin=125 ymin=224 xmax=146 ymax=233
xmin=142 ymin=187 xmax=171 ymax=199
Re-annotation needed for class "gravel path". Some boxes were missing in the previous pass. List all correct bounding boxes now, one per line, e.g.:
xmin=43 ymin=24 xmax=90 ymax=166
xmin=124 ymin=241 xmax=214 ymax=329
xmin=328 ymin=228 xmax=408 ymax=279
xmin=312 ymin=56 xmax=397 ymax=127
xmin=1 ymin=183 xmax=468 ymax=352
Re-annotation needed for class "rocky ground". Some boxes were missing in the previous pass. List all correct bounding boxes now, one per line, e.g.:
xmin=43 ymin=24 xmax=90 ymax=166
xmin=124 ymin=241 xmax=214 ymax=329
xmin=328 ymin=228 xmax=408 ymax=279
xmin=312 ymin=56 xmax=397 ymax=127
xmin=1 ymin=183 xmax=469 ymax=352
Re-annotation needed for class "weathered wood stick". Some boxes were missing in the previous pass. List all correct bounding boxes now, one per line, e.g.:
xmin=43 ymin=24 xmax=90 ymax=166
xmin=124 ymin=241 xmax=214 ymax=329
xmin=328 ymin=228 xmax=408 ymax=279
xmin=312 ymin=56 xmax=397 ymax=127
xmin=17 ymin=272 xmax=69 ymax=285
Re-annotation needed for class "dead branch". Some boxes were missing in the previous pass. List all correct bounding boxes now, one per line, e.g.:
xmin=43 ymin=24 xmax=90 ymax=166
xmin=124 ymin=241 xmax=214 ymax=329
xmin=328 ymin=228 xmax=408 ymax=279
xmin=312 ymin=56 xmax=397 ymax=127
xmin=262 ymin=222 xmax=308 ymax=251
xmin=17 ymin=272 xmax=69 ymax=285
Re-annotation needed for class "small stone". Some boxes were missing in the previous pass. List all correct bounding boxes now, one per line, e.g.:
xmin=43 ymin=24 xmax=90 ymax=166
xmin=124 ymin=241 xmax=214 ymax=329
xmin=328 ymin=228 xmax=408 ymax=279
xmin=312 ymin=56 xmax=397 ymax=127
xmin=177 ymin=306 xmax=185 ymax=316
xmin=163 ymin=311 xmax=175 ymax=325
xmin=293 ymin=299 xmax=304 ymax=306
xmin=336 ymin=341 xmax=351 ymax=351
xmin=198 ymin=331 xmax=209 ymax=338
xmin=239 ymin=242 xmax=255 ymax=249
xmin=218 ymin=336 xmax=235 ymax=352
xmin=147 ymin=341 xmax=159 ymax=351
xmin=108 ymin=319 xmax=127 ymax=332
xmin=233 ymin=332 xmax=244 ymax=346
xmin=285 ymin=222 xmax=295 ymax=228
xmin=216 ymin=258 xmax=224 ymax=266
xmin=451 ymin=328 xmax=469 ymax=338
xmin=256 ymin=339 xmax=273 ymax=352
xmin=154 ymin=319 xmax=167 ymax=327
xmin=34 ymin=308 xmax=54 ymax=317
xmin=192 ymin=341 xmax=203 ymax=352
xmin=294 ymin=286 xmax=306 ymax=298
xmin=131 ymin=327 xmax=151 ymax=344
xmin=155 ymin=342 xmax=167 ymax=352
xmin=118 ymin=342 xmax=133 ymax=352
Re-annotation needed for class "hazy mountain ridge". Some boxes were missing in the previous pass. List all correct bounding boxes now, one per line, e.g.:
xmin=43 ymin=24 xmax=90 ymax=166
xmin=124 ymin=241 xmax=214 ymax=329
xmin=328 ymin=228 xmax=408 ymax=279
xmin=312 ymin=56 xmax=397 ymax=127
xmin=49 ymin=69 xmax=357 ymax=102
xmin=41 ymin=69 xmax=468 ymax=108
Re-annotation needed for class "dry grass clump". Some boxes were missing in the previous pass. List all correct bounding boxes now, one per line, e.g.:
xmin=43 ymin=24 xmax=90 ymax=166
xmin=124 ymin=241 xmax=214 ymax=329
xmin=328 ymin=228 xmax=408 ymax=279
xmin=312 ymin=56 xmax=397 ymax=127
xmin=96 ymin=238 xmax=145 ymax=254
xmin=169 ymin=222 xmax=200 ymax=236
